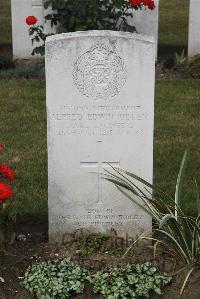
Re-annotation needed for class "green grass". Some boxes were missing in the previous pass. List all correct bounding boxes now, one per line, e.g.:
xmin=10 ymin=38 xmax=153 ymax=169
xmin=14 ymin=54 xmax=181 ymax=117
xmin=0 ymin=0 xmax=12 ymax=44
xmin=0 ymin=79 xmax=47 ymax=220
xmin=0 ymin=79 xmax=199 ymax=220
xmin=159 ymin=0 xmax=189 ymax=55
xmin=155 ymin=80 xmax=200 ymax=216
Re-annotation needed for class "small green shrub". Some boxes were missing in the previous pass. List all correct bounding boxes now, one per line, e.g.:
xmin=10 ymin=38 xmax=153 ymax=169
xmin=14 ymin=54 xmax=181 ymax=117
xmin=23 ymin=258 xmax=88 ymax=299
xmin=88 ymin=262 xmax=172 ymax=298
xmin=23 ymin=258 xmax=171 ymax=299
xmin=188 ymin=54 xmax=200 ymax=78
xmin=44 ymin=0 xmax=137 ymax=33
xmin=175 ymin=49 xmax=187 ymax=66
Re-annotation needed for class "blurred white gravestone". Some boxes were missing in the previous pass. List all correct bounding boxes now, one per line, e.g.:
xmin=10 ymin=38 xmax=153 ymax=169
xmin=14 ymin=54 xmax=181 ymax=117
xmin=128 ymin=0 xmax=159 ymax=59
xmin=11 ymin=0 xmax=56 ymax=59
xmin=188 ymin=0 xmax=200 ymax=57
xmin=46 ymin=31 xmax=155 ymax=244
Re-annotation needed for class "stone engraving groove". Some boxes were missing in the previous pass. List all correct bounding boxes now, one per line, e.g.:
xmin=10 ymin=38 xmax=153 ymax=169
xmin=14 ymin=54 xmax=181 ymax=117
xmin=80 ymin=141 xmax=120 ymax=204
xmin=73 ymin=43 xmax=127 ymax=100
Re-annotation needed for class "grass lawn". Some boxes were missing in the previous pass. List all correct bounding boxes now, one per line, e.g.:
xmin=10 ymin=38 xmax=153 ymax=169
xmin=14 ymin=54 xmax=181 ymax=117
xmin=0 ymin=79 xmax=47 ymax=221
xmin=155 ymin=80 xmax=200 ymax=216
xmin=0 ymin=0 xmax=11 ymax=44
xmin=159 ymin=0 xmax=189 ymax=55
xmin=0 ymin=78 xmax=199 ymax=220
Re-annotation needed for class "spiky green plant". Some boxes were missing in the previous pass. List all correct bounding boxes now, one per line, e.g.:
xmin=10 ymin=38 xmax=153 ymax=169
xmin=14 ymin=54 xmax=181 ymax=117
xmin=104 ymin=151 xmax=200 ymax=295
xmin=175 ymin=49 xmax=187 ymax=66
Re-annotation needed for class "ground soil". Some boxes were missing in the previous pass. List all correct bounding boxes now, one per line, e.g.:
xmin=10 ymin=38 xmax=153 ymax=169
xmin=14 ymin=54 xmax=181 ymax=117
xmin=156 ymin=64 xmax=192 ymax=80
xmin=0 ymin=222 xmax=200 ymax=299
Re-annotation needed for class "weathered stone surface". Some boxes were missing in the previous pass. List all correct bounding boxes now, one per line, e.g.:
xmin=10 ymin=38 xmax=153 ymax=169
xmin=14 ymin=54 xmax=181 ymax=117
xmin=128 ymin=0 xmax=159 ymax=59
xmin=46 ymin=31 xmax=155 ymax=244
xmin=188 ymin=0 xmax=200 ymax=57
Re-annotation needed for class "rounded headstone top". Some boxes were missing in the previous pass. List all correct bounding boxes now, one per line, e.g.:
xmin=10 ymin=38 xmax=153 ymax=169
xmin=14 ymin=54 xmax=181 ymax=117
xmin=46 ymin=30 xmax=155 ymax=44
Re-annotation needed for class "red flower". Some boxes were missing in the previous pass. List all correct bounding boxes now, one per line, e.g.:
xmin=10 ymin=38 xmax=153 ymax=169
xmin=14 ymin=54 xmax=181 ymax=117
xmin=143 ymin=0 xmax=155 ymax=7
xmin=130 ymin=0 xmax=142 ymax=6
xmin=0 ymin=144 xmax=3 ymax=153
xmin=0 ymin=182 xmax=13 ymax=201
xmin=130 ymin=0 xmax=155 ymax=9
xmin=142 ymin=0 xmax=150 ymax=5
xmin=0 ymin=164 xmax=15 ymax=181
xmin=147 ymin=0 xmax=155 ymax=9
xmin=26 ymin=16 xmax=38 ymax=26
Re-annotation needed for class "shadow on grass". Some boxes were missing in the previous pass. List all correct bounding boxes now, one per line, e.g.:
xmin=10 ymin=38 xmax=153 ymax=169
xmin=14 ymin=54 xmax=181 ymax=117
xmin=0 ymin=42 xmax=12 ymax=53
xmin=158 ymin=44 xmax=188 ymax=61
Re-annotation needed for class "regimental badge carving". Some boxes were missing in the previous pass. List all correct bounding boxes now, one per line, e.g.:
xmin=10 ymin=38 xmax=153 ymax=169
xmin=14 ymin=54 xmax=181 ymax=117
xmin=73 ymin=43 xmax=127 ymax=100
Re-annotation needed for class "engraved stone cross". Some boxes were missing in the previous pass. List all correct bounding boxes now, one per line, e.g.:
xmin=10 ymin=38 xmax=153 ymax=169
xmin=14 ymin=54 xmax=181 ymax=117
xmin=80 ymin=141 xmax=120 ymax=204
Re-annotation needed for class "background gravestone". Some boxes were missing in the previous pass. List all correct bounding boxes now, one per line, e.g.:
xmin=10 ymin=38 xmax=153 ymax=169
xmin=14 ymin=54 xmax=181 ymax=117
xmin=46 ymin=31 xmax=155 ymax=244
xmin=11 ymin=1 xmax=159 ymax=60
xmin=188 ymin=0 xmax=200 ymax=58
xmin=11 ymin=0 xmax=56 ymax=59
xmin=128 ymin=0 xmax=159 ymax=59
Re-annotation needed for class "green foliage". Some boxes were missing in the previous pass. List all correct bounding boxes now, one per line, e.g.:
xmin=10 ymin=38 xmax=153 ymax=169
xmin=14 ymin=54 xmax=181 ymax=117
xmin=23 ymin=258 xmax=88 ymax=298
xmin=30 ymin=0 xmax=137 ymax=56
xmin=188 ymin=54 xmax=200 ymax=79
xmin=104 ymin=151 xmax=200 ymax=268
xmin=23 ymin=258 xmax=171 ymax=299
xmin=77 ymin=232 xmax=126 ymax=256
xmin=174 ymin=49 xmax=187 ymax=66
xmin=0 ymin=203 xmax=18 ymax=225
xmin=88 ymin=262 xmax=172 ymax=298
xmin=44 ymin=0 xmax=136 ymax=33
xmin=28 ymin=25 xmax=53 ymax=56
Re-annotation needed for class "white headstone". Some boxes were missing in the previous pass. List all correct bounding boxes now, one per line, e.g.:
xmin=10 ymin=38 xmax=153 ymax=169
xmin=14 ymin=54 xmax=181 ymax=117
xmin=11 ymin=0 xmax=56 ymax=59
xmin=128 ymin=0 xmax=159 ymax=59
xmin=188 ymin=0 xmax=200 ymax=58
xmin=46 ymin=31 xmax=155 ymax=244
